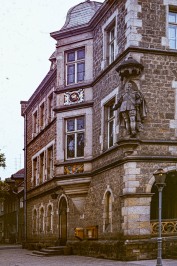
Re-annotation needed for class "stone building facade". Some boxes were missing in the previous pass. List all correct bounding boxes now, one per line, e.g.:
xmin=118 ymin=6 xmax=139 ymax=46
xmin=21 ymin=0 xmax=177 ymax=260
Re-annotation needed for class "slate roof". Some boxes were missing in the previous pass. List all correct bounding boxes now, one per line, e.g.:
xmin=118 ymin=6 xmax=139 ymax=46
xmin=11 ymin=168 xmax=24 ymax=179
xmin=61 ymin=0 xmax=102 ymax=30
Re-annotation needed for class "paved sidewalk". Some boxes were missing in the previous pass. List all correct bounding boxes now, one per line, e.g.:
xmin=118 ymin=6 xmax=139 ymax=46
xmin=0 ymin=246 xmax=177 ymax=266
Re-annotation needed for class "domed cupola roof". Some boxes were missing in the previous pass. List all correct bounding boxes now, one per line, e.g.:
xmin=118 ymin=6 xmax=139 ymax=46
xmin=61 ymin=0 xmax=102 ymax=30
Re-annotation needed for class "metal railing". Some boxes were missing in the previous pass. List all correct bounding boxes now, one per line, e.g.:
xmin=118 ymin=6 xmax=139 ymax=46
xmin=151 ymin=219 xmax=177 ymax=235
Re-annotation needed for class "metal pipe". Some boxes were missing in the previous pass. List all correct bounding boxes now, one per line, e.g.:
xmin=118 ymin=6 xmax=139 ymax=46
xmin=156 ymin=187 xmax=163 ymax=266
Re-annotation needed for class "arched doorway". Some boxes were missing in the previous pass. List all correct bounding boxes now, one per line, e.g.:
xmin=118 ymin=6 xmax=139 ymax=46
xmin=151 ymin=171 xmax=177 ymax=220
xmin=59 ymin=197 xmax=67 ymax=245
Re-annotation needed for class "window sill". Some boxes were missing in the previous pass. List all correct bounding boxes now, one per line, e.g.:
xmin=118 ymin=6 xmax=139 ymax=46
xmin=56 ymin=158 xmax=91 ymax=166
xmin=56 ymin=81 xmax=92 ymax=93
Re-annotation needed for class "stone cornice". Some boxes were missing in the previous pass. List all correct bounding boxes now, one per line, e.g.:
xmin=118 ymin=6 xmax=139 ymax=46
xmin=55 ymin=158 xmax=92 ymax=166
xmin=92 ymin=154 xmax=177 ymax=176
xmin=120 ymin=193 xmax=154 ymax=198
xmin=54 ymin=101 xmax=94 ymax=113
xmin=51 ymin=26 xmax=93 ymax=42
xmin=55 ymin=82 xmax=92 ymax=94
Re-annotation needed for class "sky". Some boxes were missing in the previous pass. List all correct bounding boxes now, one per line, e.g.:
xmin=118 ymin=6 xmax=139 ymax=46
xmin=0 ymin=0 xmax=104 ymax=180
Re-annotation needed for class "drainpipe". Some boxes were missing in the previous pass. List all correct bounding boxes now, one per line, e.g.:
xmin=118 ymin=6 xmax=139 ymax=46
xmin=23 ymin=114 xmax=27 ymax=245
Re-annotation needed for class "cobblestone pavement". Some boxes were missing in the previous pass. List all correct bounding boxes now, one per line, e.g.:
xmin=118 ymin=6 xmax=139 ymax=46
xmin=0 ymin=246 xmax=177 ymax=266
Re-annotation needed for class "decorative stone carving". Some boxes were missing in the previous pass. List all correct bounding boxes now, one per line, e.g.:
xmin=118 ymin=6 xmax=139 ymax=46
xmin=64 ymin=89 xmax=84 ymax=105
xmin=116 ymin=56 xmax=144 ymax=81
xmin=64 ymin=164 xmax=84 ymax=174
xmin=113 ymin=81 xmax=147 ymax=138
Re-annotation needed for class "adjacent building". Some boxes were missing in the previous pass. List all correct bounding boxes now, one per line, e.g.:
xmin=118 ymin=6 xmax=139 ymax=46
xmin=21 ymin=0 xmax=177 ymax=260
xmin=0 ymin=169 xmax=24 ymax=243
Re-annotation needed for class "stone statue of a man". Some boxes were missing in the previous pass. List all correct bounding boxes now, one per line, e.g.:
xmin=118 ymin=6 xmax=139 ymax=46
xmin=113 ymin=81 xmax=147 ymax=137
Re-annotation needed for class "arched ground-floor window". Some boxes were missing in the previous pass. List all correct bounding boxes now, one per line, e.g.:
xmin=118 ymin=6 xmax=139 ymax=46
xmin=59 ymin=197 xmax=67 ymax=245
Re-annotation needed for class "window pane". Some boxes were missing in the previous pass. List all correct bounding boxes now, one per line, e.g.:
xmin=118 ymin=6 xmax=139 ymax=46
xmin=110 ymin=28 xmax=115 ymax=41
xmin=67 ymin=52 xmax=75 ymax=62
xmin=110 ymin=43 xmax=114 ymax=63
xmin=109 ymin=120 xmax=114 ymax=147
xmin=169 ymin=40 xmax=176 ymax=49
xmin=109 ymin=104 xmax=114 ymax=119
xmin=67 ymin=65 xmax=75 ymax=84
xmin=169 ymin=26 xmax=177 ymax=49
xmin=169 ymin=13 xmax=177 ymax=23
xmin=77 ymin=117 xmax=84 ymax=130
xmin=169 ymin=26 xmax=176 ymax=38
xmin=77 ymin=133 xmax=84 ymax=157
xmin=77 ymin=49 xmax=85 ymax=60
xmin=67 ymin=134 xmax=75 ymax=158
xmin=77 ymin=63 xmax=85 ymax=82
xmin=67 ymin=119 xmax=75 ymax=132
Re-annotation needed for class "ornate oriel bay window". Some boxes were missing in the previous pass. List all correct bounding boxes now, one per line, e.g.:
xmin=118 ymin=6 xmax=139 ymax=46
xmin=66 ymin=116 xmax=85 ymax=159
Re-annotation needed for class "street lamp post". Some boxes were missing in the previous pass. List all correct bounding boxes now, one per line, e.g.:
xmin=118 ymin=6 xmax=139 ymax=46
xmin=153 ymin=169 xmax=166 ymax=266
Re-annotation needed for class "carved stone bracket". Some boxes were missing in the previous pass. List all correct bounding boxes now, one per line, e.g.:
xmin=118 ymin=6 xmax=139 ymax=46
xmin=117 ymin=138 xmax=140 ymax=156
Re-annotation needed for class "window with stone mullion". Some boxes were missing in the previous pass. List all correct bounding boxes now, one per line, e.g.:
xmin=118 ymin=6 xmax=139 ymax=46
xmin=66 ymin=117 xmax=85 ymax=159
xmin=66 ymin=48 xmax=85 ymax=85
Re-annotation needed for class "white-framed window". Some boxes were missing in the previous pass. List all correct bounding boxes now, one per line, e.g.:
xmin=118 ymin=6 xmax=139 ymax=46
xmin=47 ymin=92 xmax=54 ymax=123
xmin=39 ymin=152 xmax=45 ymax=183
xmin=107 ymin=100 xmax=115 ymax=149
xmin=65 ymin=116 xmax=85 ymax=159
xmin=39 ymin=102 xmax=45 ymax=130
xmin=31 ymin=140 xmax=55 ymax=187
xmin=169 ymin=11 xmax=177 ymax=49
xmin=108 ymin=25 xmax=116 ymax=64
xmin=32 ymin=110 xmax=38 ymax=136
xmin=101 ymin=10 xmax=118 ymax=70
xmin=47 ymin=145 xmax=54 ymax=180
xmin=100 ymin=89 xmax=118 ymax=152
xmin=66 ymin=48 xmax=85 ymax=85
xmin=32 ymin=157 xmax=38 ymax=186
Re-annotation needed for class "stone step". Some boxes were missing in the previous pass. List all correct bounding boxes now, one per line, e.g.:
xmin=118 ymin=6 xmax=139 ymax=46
xmin=32 ymin=246 xmax=72 ymax=256
xmin=41 ymin=248 xmax=64 ymax=254
xmin=47 ymin=246 xmax=66 ymax=250
xmin=32 ymin=250 xmax=52 ymax=256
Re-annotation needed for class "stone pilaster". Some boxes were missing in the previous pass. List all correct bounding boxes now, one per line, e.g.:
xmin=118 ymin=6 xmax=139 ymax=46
xmin=121 ymin=193 xmax=153 ymax=237
xmin=125 ymin=0 xmax=142 ymax=49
